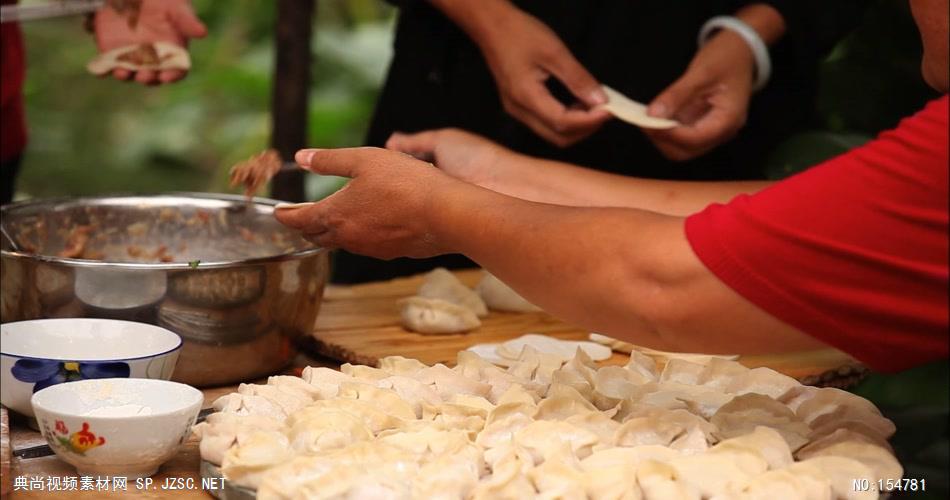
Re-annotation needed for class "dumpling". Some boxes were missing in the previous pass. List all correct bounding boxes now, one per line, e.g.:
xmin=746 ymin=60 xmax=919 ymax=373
xmin=337 ymin=382 xmax=417 ymax=421
xmin=710 ymin=394 xmax=810 ymax=450
xmin=475 ymin=271 xmax=542 ymax=313
xmin=418 ymin=267 xmax=488 ymax=317
xmin=237 ymin=383 xmax=311 ymax=415
xmin=513 ymin=420 xmax=600 ymax=463
xmin=288 ymin=409 xmax=373 ymax=454
xmin=398 ymin=296 xmax=481 ymax=334
xmin=221 ymin=431 xmax=295 ymax=489
xmin=87 ymin=42 xmax=190 ymax=76
xmin=635 ymin=460 xmax=701 ymax=500
xmin=256 ymin=455 xmax=335 ymax=500
xmin=412 ymin=454 xmax=481 ymax=500
xmin=412 ymin=363 xmax=492 ymax=399
xmin=378 ymin=355 xmax=428 ymax=376
xmin=192 ymin=412 xmax=285 ymax=466
xmin=529 ymin=455 xmax=588 ymax=498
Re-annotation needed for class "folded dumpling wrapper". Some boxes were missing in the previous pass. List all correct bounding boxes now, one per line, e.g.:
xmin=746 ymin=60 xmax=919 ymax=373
xmin=475 ymin=271 xmax=542 ymax=313
xmin=87 ymin=42 xmax=191 ymax=76
xmin=418 ymin=267 xmax=488 ymax=317
xmin=599 ymin=85 xmax=680 ymax=129
xmin=497 ymin=334 xmax=612 ymax=361
xmin=398 ymin=296 xmax=481 ymax=334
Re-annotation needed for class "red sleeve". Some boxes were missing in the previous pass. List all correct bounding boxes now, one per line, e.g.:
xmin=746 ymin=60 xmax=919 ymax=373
xmin=1 ymin=3 xmax=27 ymax=162
xmin=685 ymin=95 xmax=949 ymax=373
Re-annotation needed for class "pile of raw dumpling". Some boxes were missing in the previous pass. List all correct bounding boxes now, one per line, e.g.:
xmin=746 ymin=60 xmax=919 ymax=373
xmin=399 ymin=268 xmax=541 ymax=334
xmin=194 ymin=348 xmax=901 ymax=500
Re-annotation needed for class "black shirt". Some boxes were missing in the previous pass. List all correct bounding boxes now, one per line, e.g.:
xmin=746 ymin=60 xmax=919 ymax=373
xmin=333 ymin=0 xmax=864 ymax=282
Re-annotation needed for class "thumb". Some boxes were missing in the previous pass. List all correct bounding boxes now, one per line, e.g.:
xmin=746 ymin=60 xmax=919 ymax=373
xmin=296 ymin=147 xmax=390 ymax=178
xmin=648 ymin=73 xmax=702 ymax=119
xmin=170 ymin=5 xmax=208 ymax=39
xmin=546 ymin=49 xmax=606 ymax=108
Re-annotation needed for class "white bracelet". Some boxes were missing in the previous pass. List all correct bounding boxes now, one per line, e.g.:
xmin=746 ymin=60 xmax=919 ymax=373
xmin=698 ymin=15 xmax=771 ymax=91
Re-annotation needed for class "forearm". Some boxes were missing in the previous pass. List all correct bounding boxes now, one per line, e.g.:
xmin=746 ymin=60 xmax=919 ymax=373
xmin=734 ymin=3 xmax=787 ymax=45
xmin=426 ymin=0 xmax=513 ymax=48
xmin=485 ymin=153 xmax=773 ymax=216
xmin=430 ymin=182 xmax=825 ymax=354
xmin=433 ymin=183 xmax=679 ymax=348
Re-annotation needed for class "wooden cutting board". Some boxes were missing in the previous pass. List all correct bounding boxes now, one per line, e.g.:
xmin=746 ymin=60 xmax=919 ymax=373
xmin=310 ymin=270 xmax=865 ymax=384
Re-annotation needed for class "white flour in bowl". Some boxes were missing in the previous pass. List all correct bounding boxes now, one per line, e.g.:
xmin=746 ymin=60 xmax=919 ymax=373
xmin=82 ymin=404 xmax=153 ymax=417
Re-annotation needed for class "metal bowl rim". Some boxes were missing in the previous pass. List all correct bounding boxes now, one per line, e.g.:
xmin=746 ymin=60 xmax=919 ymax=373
xmin=0 ymin=192 xmax=325 ymax=269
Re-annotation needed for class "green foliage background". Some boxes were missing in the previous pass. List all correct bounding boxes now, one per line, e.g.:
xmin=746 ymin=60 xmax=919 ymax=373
xmin=12 ymin=1 xmax=948 ymax=494
xmin=17 ymin=0 xmax=394 ymax=200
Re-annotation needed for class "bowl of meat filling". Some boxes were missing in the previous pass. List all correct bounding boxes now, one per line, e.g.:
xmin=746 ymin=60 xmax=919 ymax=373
xmin=0 ymin=193 xmax=328 ymax=387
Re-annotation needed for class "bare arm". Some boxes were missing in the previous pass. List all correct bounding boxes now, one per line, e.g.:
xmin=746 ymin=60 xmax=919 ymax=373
xmin=430 ymin=183 xmax=824 ymax=354
xmin=276 ymin=148 xmax=827 ymax=356
xmin=387 ymin=129 xmax=774 ymax=216
xmin=482 ymin=152 xmax=773 ymax=215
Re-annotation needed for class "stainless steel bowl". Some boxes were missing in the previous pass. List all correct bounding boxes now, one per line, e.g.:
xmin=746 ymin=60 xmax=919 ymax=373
xmin=0 ymin=193 xmax=328 ymax=387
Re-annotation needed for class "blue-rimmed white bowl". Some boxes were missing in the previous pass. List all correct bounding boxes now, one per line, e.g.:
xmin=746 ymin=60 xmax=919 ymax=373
xmin=1 ymin=318 xmax=182 ymax=418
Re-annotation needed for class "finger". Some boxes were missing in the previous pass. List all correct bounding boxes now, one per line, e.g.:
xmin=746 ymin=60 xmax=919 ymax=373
xmin=545 ymin=47 xmax=606 ymax=107
xmin=652 ymin=106 xmax=739 ymax=151
xmin=295 ymin=147 xmax=396 ymax=178
xmin=159 ymin=69 xmax=186 ymax=83
xmin=112 ymin=68 xmax=133 ymax=81
xmin=134 ymin=69 xmax=159 ymax=85
xmin=385 ymin=130 xmax=439 ymax=156
xmin=509 ymin=101 xmax=593 ymax=148
xmin=647 ymin=72 xmax=704 ymax=120
xmin=273 ymin=202 xmax=322 ymax=231
xmin=517 ymin=84 xmax=610 ymax=135
xmin=170 ymin=4 xmax=208 ymax=39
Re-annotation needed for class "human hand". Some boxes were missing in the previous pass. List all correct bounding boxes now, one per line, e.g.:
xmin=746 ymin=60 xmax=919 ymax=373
xmin=642 ymin=30 xmax=755 ymax=161
xmin=385 ymin=128 xmax=515 ymax=189
xmin=94 ymin=0 xmax=206 ymax=85
xmin=273 ymin=148 xmax=461 ymax=260
xmin=475 ymin=6 xmax=610 ymax=147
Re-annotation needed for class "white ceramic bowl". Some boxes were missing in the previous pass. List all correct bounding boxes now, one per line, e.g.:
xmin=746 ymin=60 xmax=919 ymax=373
xmin=1 ymin=319 xmax=182 ymax=418
xmin=31 ymin=378 xmax=203 ymax=478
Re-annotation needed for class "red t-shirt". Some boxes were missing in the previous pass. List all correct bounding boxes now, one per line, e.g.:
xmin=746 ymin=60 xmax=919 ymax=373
xmin=685 ymin=95 xmax=949 ymax=373
xmin=1 ymin=0 xmax=27 ymax=162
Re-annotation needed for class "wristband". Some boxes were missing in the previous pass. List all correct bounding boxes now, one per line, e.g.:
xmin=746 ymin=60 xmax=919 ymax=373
xmin=698 ymin=16 xmax=771 ymax=91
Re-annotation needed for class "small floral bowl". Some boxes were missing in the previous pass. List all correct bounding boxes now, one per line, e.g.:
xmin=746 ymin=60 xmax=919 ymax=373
xmin=31 ymin=378 xmax=203 ymax=478
xmin=1 ymin=319 xmax=182 ymax=418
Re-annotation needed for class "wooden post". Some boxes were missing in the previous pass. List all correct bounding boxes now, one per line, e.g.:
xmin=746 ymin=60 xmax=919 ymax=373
xmin=270 ymin=0 xmax=315 ymax=202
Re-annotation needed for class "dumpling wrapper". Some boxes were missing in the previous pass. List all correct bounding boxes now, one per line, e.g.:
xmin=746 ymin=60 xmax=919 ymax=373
xmin=588 ymin=333 xmax=739 ymax=362
xmin=398 ymin=296 xmax=481 ymax=334
xmin=598 ymin=85 xmax=680 ymax=130
xmin=418 ymin=267 xmax=488 ymax=317
xmin=87 ymin=42 xmax=191 ymax=76
xmin=464 ymin=342 xmax=513 ymax=366
xmin=475 ymin=271 xmax=542 ymax=312
xmin=497 ymin=333 xmax=612 ymax=362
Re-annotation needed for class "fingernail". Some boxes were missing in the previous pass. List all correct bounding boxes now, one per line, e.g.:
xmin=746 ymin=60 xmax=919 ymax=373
xmin=648 ymin=103 xmax=667 ymax=118
xmin=295 ymin=149 xmax=320 ymax=166
xmin=590 ymin=88 xmax=608 ymax=105
xmin=274 ymin=202 xmax=315 ymax=210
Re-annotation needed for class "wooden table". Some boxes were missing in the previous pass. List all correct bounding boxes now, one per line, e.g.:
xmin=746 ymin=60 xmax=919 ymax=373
xmin=4 ymin=270 xmax=859 ymax=498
